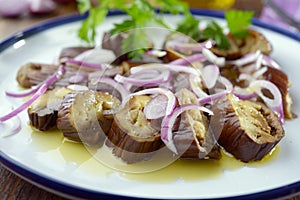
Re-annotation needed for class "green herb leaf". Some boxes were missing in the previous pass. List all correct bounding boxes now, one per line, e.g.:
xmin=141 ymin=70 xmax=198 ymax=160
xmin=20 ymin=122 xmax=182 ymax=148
xmin=77 ymin=0 xmax=91 ymax=14
xmin=225 ymin=9 xmax=254 ymax=39
xmin=176 ymin=14 xmax=200 ymax=40
xmin=121 ymin=31 xmax=149 ymax=61
xmin=202 ymin=21 xmax=229 ymax=49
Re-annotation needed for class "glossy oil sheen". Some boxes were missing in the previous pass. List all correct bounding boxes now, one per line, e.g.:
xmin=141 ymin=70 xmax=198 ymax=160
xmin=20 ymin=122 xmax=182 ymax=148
xmin=30 ymin=129 xmax=280 ymax=183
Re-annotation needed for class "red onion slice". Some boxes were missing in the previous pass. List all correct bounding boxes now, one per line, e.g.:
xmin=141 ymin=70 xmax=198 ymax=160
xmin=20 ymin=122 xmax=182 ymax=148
xmin=169 ymin=53 xmax=207 ymax=65
xmin=144 ymin=95 xmax=168 ymax=119
xmin=249 ymin=80 xmax=284 ymax=124
xmin=131 ymin=63 xmax=201 ymax=76
xmin=189 ymin=74 xmax=208 ymax=99
xmin=146 ymin=50 xmax=167 ymax=57
xmin=0 ymin=65 xmax=65 ymax=122
xmin=131 ymin=88 xmax=177 ymax=116
xmin=201 ymin=64 xmax=220 ymax=89
xmin=62 ymin=58 xmax=111 ymax=70
xmin=227 ymin=51 xmax=261 ymax=66
xmin=69 ymin=74 xmax=88 ymax=84
xmin=234 ymin=86 xmax=257 ymax=100
xmin=161 ymin=104 xmax=213 ymax=154
xmin=202 ymin=48 xmax=225 ymax=67
xmin=262 ymin=55 xmax=281 ymax=69
xmin=114 ymin=70 xmax=171 ymax=87
xmin=198 ymin=76 xmax=233 ymax=104
xmin=74 ymin=48 xmax=116 ymax=64
xmin=5 ymin=83 xmax=42 ymax=98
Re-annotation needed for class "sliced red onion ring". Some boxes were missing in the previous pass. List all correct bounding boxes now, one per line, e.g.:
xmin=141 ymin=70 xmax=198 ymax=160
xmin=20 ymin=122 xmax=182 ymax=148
xmin=234 ymin=86 xmax=257 ymax=100
xmin=0 ymin=0 xmax=29 ymax=17
xmin=249 ymin=80 xmax=284 ymax=124
xmin=74 ymin=48 xmax=116 ymax=64
xmin=166 ymin=40 xmax=214 ymax=54
xmin=131 ymin=88 xmax=176 ymax=116
xmin=62 ymin=58 xmax=111 ymax=70
xmin=161 ymin=104 xmax=213 ymax=154
xmin=255 ymin=54 xmax=263 ymax=70
xmin=0 ymin=116 xmax=22 ymax=137
xmin=5 ymin=83 xmax=42 ymax=98
xmin=202 ymin=48 xmax=225 ymax=67
xmin=146 ymin=50 xmax=167 ymax=57
xmin=131 ymin=63 xmax=201 ymax=76
xmin=227 ymin=51 xmax=261 ymax=66
xmin=189 ymin=74 xmax=208 ymax=99
xmin=69 ymin=74 xmax=88 ymax=84
xmin=0 ymin=65 xmax=65 ymax=122
xmin=262 ymin=55 xmax=281 ymax=69
xmin=94 ymin=77 xmax=130 ymax=102
xmin=169 ymin=53 xmax=207 ymax=65
xmin=201 ymin=64 xmax=220 ymax=89
xmin=198 ymin=76 xmax=233 ymax=104
xmin=114 ymin=70 xmax=171 ymax=87
xmin=144 ymin=95 xmax=168 ymax=119
xmin=253 ymin=66 xmax=268 ymax=79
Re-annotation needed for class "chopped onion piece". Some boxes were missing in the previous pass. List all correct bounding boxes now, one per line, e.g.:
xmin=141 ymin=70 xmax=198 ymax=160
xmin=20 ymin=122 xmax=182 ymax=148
xmin=69 ymin=74 xmax=88 ymax=84
xmin=144 ymin=95 xmax=168 ymax=119
xmin=62 ymin=58 xmax=111 ymax=70
xmin=132 ymin=88 xmax=176 ymax=116
xmin=201 ymin=64 xmax=220 ymax=89
xmin=0 ymin=65 xmax=65 ymax=122
xmin=227 ymin=51 xmax=261 ymax=66
xmin=146 ymin=50 xmax=167 ymax=57
xmin=198 ymin=76 xmax=233 ymax=104
xmin=131 ymin=63 xmax=201 ymax=76
xmin=161 ymin=104 xmax=213 ymax=154
xmin=262 ymin=55 xmax=281 ymax=69
xmin=255 ymin=54 xmax=263 ymax=70
xmin=74 ymin=48 xmax=116 ymax=64
xmin=189 ymin=74 xmax=208 ymax=99
xmin=94 ymin=77 xmax=130 ymax=102
xmin=234 ymin=86 xmax=257 ymax=100
xmin=249 ymin=80 xmax=284 ymax=124
xmin=115 ymin=70 xmax=171 ymax=87
xmin=202 ymin=48 xmax=225 ymax=67
xmin=169 ymin=53 xmax=206 ymax=65
xmin=28 ymin=0 xmax=56 ymax=14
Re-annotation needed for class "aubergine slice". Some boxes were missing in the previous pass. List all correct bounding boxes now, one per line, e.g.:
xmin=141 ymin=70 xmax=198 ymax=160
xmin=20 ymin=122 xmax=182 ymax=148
xmin=16 ymin=62 xmax=58 ymax=88
xmin=57 ymin=90 xmax=120 ymax=146
xmin=211 ymin=29 xmax=272 ymax=60
xmin=263 ymin=67 xmax=294 ymax=119
xmin=58 ymin=46 xmax=93 ymax=59
xmin=107 ymin=95 xmax=163 ymax=164
xmin=28 ymin=87 xmax=72 ymax=131
xmin=175 ymin=88 xmax=221 ymax=160
xmin=211 ymin=94 xmax=284 ymax=162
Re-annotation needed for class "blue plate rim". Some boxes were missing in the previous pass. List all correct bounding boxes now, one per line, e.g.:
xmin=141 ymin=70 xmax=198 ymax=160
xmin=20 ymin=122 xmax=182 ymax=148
xmin=0 ymin=9 xmax=300 ymax=200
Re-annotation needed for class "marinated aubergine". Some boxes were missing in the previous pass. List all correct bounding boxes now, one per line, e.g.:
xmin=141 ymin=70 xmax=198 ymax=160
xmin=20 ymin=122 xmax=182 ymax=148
xmin=175 ymin=88 xmax=221 ymax=160
xmin=57 ymin=90 xmax=120 ymax=146
xmin=211 ymin=94 xmax=284 ymax=162
xmin=28 ymin=87 xmax=72 ymax=131
xmin=210 ymin=29 xmax=272 ymax=60
xmin=107 ymin=95 xmax=163 ymax=164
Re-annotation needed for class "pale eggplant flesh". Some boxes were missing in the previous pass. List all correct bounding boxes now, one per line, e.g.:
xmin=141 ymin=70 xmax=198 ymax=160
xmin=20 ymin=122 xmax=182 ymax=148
xmin=211 ymin=94 xmax=284 ymax=162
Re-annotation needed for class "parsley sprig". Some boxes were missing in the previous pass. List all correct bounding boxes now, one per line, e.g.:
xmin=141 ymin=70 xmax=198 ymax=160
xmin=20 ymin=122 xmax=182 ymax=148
xmin=77 ymin=0 xmax=254 ymax=56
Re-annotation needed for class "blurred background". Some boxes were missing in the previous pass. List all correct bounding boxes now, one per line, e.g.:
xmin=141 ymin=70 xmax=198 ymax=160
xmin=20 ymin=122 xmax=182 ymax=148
xmin=0 ymin=0 xmax=299 ymax=41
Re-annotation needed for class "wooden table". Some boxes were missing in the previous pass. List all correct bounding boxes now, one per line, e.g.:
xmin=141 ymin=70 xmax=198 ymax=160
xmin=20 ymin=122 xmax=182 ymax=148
xmin=0 ymin=1 xmax=300 ymax=200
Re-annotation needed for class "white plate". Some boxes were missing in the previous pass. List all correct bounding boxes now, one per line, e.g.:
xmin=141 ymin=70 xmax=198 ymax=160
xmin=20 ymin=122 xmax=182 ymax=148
xmin=1 ymin=10 xmax=300 ymax=200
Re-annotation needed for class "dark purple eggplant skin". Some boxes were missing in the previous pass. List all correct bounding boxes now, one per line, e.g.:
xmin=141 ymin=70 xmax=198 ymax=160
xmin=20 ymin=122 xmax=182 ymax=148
xmin=263 ymin=66 xmax=294 ymax=119
xmin=16 ymin=62 xmax=58 ymax=88
xmin=175 ymin=88 xmax=221 ymax=160
xmin=28 ymin=87 xmax=71 ymax=131
xmin=57 ymin=90 xmax=120 ymax=146
xmin=211 ymin=94 xmax=284 ymax=162
xmin=106 ymin=95 xmax=164 ymax=164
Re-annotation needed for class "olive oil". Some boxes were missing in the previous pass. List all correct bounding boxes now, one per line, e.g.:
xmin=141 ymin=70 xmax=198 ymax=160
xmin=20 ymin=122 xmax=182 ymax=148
xmin=30 ymin=129 xmax=280 ymax=183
